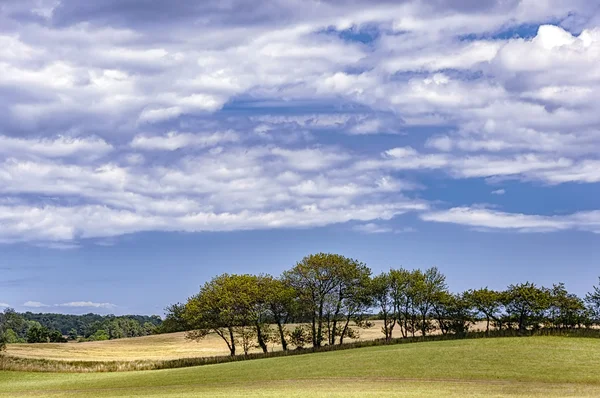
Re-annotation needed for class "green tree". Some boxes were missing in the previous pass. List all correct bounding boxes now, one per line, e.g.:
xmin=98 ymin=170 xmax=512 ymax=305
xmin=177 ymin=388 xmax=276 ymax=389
xmin=585 ymin=277 xmax=600 ymax=325
xmin=412 ymin=267 xmax=448 ymax=337
xmin=370 ymin=272 xmax=396 ymax=341
xmin=389 ymin=268 xmax=414 ymax=338
xmin=49 ymin=329 xmax=67 ymax=343
xmin=284 ymin=253 xmax=371 ymax=347
xmin=547 ymin=283 xmax=586 ymax=329
xmin=68 ymin=328 xmax=78 ymax=341
xmin=157 ymin=303 xmax=189 ymax=333
xmin=464 ymin=288 xmax=503 ymax=334
xmin=4 ymin=328 xmax=22 ymax=343
xmin=184 ymin=274 xmax=247 ymax=356
xmin=432 ymin=292 xmax=474 ymax=336
xmin=89 ymin=329 xmax=109 ymax=341
xmin=286 ymin=325 xmax=310 ymax=349
xmin=263 ymin=276 xmax=297 ymax=351
xmin=503 ymin=282 xmax=551 ymax=333
xmin=26 ymin=322 xmax=50 ymax=343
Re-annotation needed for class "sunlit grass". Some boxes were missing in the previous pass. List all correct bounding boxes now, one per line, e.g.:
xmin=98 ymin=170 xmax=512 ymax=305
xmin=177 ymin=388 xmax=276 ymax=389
xmin=1 ymin=337 xmax=600 ymax=397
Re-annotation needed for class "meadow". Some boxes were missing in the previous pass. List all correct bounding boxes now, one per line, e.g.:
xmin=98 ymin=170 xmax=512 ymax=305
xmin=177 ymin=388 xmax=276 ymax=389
xmin=1 ymin=337 xmax=600 ymax=397
xmin=4 ymin=320 xmax=400 ymax=361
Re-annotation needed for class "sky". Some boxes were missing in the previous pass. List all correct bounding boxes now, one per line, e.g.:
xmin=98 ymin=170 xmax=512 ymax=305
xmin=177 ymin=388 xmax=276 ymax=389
xmin=0 ymin=0 xmax=599 ymax=316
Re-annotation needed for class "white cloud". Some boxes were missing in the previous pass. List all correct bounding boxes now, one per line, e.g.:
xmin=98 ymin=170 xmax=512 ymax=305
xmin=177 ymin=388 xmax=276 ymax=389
xmin=0 ymin=303 xmax=10 ymax=308
xmin=0 ymin=135 xmax=113 ymax=159
xmin=58 ymin=301 xmax=116 ymax=309
xmin=23 ymin=301 xmax=50 ymax=308
xmin=0 ymin=1 xmax=598 ymax=246
xmin=352 ymin=223 xmax=394 ymax=234
xmin=491 ymin=189 xmax=506 ymax=195
xmin=421 ymin=206 xmax=600 ymax=233
xmin=130 ymin=131 xmax=239 ymax=151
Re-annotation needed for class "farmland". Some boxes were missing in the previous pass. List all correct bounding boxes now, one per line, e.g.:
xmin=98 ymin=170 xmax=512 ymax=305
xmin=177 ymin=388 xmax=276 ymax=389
xmin=2 ymin=337 xmax=600 ymax=397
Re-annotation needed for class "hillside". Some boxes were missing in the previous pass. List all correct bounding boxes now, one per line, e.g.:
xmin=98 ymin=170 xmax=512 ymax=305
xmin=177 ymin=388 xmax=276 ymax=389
xmin=5 ymin=321 xmax=395 ymax=361
xmin=2 ymin=337 xmax=600 ymax=397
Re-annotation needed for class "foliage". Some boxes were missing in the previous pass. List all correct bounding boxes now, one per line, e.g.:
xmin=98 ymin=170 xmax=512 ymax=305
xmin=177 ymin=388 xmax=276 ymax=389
xmin=174 ymin=253 xmax=600 ymax=356
xmin=464 ymin=288 xmax=502 ymax=334
xmin=20 ymin=312 xmax=161 ymax=337
xmin=155 ymin=303 xmax=188 ymax=334
xmin=503 ymin=282 xmax=551 ymax=333
xmin=585 ymin=277 xmax=600 ymax=323
xmin=283 ymin=253 xmax=371 ymax=347
xmin=286 ymin=325 xmax=311 ymax=349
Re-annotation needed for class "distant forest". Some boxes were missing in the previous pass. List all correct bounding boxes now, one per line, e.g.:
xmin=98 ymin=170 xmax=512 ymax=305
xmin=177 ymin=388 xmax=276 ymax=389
xmin=0 ymin=311 xmax=163 ymax=344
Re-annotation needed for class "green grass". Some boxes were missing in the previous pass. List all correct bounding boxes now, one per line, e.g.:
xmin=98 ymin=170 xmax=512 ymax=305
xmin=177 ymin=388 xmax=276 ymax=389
xmin=2 ymin=337 xmax=600 ymax=397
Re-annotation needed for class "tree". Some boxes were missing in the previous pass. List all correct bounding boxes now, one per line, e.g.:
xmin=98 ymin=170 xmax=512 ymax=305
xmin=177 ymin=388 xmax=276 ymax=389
xmin=284 ymin=253 xmax=371 ymax=347
xmin=49 ymin=330 xmax=67 ymax=343
xmin=68 ymin=328 xmax=78 ymax=341
xmin=89 ymin=329 xmax=109 ymax=341
xmin=547 ymin=283 xmax=586 ymax=329
xmin=286 ymin=325 xmax=310 ymax=349
xmin=157 ymin=303 xmax=189 ymax=333
xmin=184 ymin=274 xmax=253 ymax=356
xmin=263 ymin=276 xmax=297 ymax=351
xmin=432 ymin=292 xmax=474 ymax=336
xmin=503 ymin=282 xmax=551 ymax=333
xmin=370 ymin=272 xmax=396 ymax=341
xmin=412 ymin=267 xmax=448 ymax=337
xmin=389 ymin=268 xmax=414 ymax=338
xmin=26 ymin=322 xmax=50 ymax=343
xmin=464 ymin=288 xmax=503 ymax=334
xmin=585 ymin=277 xmax=600 ymax=325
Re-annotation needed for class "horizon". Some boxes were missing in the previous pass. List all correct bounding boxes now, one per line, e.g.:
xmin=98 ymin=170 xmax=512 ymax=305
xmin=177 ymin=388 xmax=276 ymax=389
xmin=1 ymin=0 xmax=599 ymax=317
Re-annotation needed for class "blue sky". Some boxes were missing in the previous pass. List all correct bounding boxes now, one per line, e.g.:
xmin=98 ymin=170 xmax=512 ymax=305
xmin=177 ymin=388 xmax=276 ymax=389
xmin=0 ymin=0 xmax=599 ymax=315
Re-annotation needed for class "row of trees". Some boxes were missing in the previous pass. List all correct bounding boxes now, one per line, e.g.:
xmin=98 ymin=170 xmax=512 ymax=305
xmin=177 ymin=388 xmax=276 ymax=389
xmin=169 ymin=253 xmax=600 ymax=356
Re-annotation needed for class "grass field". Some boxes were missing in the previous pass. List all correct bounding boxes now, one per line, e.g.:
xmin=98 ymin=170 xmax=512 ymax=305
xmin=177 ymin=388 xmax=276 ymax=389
xmin=2 ymin=337 xmax=600 ymax=397
xmin=5 ymin=321 xmax=399 ymax=361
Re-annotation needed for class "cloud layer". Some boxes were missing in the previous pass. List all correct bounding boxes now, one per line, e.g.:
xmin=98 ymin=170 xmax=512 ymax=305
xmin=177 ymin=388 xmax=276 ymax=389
xmin=0 ymin=1 xmax=599 ymax=245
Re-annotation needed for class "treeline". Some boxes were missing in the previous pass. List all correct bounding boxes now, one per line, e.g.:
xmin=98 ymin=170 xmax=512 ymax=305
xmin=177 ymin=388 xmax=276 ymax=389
xmin=164 ymin=253 xmax=600 ymax=356
xmin=0 ymin=310 xmax=162 ymax=347
xmin=20 ymin=312 xmax=162 ymax=336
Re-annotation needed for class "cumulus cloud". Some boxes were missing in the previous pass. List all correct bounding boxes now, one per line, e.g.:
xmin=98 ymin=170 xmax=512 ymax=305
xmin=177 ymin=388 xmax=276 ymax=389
xmin=0 ymin=1 xmax=598 ymax=246
xmin=0 ymin=303 xmax=10 ymax=308
xmin=130 ymin=131 xmax=239 ymax=151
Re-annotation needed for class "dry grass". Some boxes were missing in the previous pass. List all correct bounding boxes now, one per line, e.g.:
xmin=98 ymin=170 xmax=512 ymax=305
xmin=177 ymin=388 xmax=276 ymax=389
xmin=7 ymin=320 xmax=435 ymax=362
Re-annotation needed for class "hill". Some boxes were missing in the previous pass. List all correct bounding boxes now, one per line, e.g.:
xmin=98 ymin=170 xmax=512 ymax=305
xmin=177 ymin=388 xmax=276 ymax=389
xmin=5 ymin=321 xmax=391 ymax=361
xmin=2 ymin=337 xmax=600 ymax=397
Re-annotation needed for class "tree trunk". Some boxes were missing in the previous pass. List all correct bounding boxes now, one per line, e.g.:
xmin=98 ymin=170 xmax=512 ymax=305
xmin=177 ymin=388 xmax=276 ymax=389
xmin=228 ymin=327 xmax=236 ymax=356
xmin=276 ymin=320 xmax=288 ymax=351
xmin=255 ymin=323 xmax=268 ymax=353
xmin=316 ymin=300 xmax=324 ymax=347
xmin=339 ymin=314 xmax=351 ymax=345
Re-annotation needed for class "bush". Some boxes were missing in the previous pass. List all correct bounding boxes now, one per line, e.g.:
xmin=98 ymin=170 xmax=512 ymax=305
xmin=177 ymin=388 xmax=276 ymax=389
xmin=89 ymin=330 xmax=109 ymax=341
